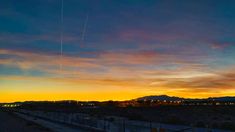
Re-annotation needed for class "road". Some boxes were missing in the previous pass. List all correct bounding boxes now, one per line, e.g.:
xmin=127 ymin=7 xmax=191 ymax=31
xmin=14 ymin=112 xmax=88 ymax=132
xmin=0 ymin=110 xmax=50 ymax=132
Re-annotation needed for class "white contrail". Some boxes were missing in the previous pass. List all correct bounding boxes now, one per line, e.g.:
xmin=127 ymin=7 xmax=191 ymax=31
xmin=60 ymin=0 xmax=64 ymax=71
xmin=81 ymin=13 xmax=88 ymax=46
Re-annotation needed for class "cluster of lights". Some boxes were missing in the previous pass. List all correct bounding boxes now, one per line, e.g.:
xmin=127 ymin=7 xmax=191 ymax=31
xmin=1 ymin=104 xmax=20 ymax=108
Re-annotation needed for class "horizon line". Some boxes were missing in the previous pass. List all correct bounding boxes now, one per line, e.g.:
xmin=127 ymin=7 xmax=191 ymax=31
xmin=1 ymin=94 xmax=235 ymax=104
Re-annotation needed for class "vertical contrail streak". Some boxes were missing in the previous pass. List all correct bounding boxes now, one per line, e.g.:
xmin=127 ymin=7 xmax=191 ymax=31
xmin=81 ymin=13 xmax=88 ymax=47
xmin=60 ymin=0 xmax=64 ymax=71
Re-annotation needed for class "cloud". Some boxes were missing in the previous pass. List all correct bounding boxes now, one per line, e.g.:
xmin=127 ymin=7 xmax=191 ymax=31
xmin=0 ymin=33 xmax=81 ymax=43
xmin=150 ymin=69 xmax=235 ymax=91
xmin=0 ymin=48 xmax=210 ymax=83
xmin=1 ymin=48 xmax=235 ymax=97
xmin=211 ymin=42 xmax=234 ymax=50
xmin=0 ymin=48 xmax=206 ymax=71
xmin=1 ymin=48 xmax=235 ymax=99
xmin=115 ymin=29 xmax=182 ymax=42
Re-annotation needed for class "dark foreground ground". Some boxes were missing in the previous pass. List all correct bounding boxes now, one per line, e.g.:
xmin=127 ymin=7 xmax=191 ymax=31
xmin=18 ymin=105 xmax=235 ymax=131
xmin=81 ymin=106 xmax=235 ymax=131
xmin=0 ymin=110 xmax=50 ymax=132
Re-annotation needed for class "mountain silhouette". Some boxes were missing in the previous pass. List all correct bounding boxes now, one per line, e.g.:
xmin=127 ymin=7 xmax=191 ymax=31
xmin=136 ymin=95 xmax=235 ymax=102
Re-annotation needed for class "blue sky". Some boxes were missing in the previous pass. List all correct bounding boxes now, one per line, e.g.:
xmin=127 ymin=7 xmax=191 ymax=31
xmin=0 ymin=0 xmax=235 ymax=101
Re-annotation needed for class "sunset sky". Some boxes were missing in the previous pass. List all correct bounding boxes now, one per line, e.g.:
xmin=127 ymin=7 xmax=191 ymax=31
xmin=1 ymin=0 xmax=235 ymax=102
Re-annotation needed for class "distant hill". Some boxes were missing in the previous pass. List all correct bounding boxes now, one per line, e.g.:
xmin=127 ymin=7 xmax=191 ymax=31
xmin=208 ymin=97 xmax=235 ymax=102
xmin=136 ymin=95 xmax=184 ymax=101
xmin=136 ymin=95 xmax=235 ymax=102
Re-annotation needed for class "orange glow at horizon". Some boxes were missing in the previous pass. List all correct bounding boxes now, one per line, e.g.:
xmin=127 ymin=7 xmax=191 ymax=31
xmin=1 ymin=74 xmax=235 ymax=103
